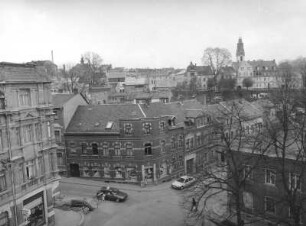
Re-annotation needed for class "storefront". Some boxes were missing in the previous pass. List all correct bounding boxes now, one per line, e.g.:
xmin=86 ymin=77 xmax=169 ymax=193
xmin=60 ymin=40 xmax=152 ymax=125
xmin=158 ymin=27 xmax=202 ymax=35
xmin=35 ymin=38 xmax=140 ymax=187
xmin=0 ymin=211 xmax=9 ymax=226
xmin=23 ymin=192 xmax=45 ymax=226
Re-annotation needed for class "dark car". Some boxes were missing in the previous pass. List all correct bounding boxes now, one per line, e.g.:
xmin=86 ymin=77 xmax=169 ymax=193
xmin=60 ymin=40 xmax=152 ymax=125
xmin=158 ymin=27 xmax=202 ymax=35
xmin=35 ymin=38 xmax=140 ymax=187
xmin=96 ymin=186 xmax=128 ymax=202
xmin=70 ymin=199 xmax=95 ymax=211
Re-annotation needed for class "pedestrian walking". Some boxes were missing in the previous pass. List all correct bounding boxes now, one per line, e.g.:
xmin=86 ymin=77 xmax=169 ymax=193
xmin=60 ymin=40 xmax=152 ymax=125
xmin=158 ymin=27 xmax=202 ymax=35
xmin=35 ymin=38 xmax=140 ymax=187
xmin=191 ymin=198 xmax=197 ymax=211
xmin=102 ymin=193 xmax=105 ymax=202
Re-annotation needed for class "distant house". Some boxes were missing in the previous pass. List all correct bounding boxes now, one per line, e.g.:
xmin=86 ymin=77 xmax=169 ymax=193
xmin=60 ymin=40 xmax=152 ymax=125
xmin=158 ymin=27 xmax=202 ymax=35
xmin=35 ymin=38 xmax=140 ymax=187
xmin=52 ymin=93 xmax=89 ymax=175
xmin=106 ymin=68 xmax=126 ymax=89
xmin=124 ymin=77 xmax=149 ymax=93
xmin=186 ymin=62 xmax=214 ymax=90
xmin=88 ymin=85 xmax=111 ymax=104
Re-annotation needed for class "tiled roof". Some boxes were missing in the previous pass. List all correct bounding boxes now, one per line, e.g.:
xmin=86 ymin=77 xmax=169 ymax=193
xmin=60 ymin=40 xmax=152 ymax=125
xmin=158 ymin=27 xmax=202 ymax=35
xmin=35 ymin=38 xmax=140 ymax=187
xmin=140 ymin=99 xmax=204 ymax=125
xmin=66 ymin=104 xmax=145 ymax=133
xmin=248 ymin=60 xmax=277 ymax=68
xmin=0 ymin=62 xmax=51 ymax=83
xmin=52 ymin=94 xmax=76 ymax=108
xmin=219 ymin=99 xmax=263 ymax=120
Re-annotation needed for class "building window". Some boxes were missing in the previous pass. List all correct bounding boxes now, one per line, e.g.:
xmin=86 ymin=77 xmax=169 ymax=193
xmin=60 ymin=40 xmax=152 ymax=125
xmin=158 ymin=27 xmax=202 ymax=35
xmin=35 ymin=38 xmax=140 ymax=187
xmin=92 ymin=143 xmax=98 ymax=155
xmin=19 ymin=89 xmax=31 ymax=106
xmin=243 ymin=165 xmax=253 ymax=180
xmin=185 ymin=139 xmax=190 ymax=150
xmin=178 ymin=135 xmax=183 ymax=147
xmin=25 ymin=160 xmax=35 ymax=180
xmin=190 ymin=137 xmax=194 ymax=149
xmin=171 ymin=136 xmax=176 ymax=149
xmin=265 ymin=169 xmax=276 ymax=185
xmin=54 ymin=130 xmax=61 ymax=143
xmin=196 ymin=134 xmax=201 ymax=146
xmin=102 ymin=142 xmax=109 ymax=156
xmin=126 ymin=142 xmax=133 ymax=156
xmin=0 ymin=130 xmax=2 ymax=151
xmin=144 ymin=143 xmax=152 ymax=155
xmin=159 ymin=121 xmax=165 ymax=130
xmin=265 ymin=197 xmax=276 ymax=214
xmin=23 ymin=125 xmax=33 ymax=144
xmin=114 ymin=142 xmax=121 ymax=156
xmin=0 ymin=172 xmax=7 ymax=192
xmin=160 ymin=140 xmax=166 ymax=153
xmin=243 ymin=191 xmax=253 ymax=209
xmin=289 ymin=173 xmax=301 ymax=191
xmin=57 ymin=153 xmax=64 ymax=166
xmin=143 ymin=122 xmax=152 ymax=135
xmin=81 ymin=143 xmax=87 ymax=154
xmin=35 ymin=124 xmax=41 ymax=141
xmin=124 ymin=123 xmax=133 ymax=135
xmin=47 ymin=121 xmax=51 ymax=138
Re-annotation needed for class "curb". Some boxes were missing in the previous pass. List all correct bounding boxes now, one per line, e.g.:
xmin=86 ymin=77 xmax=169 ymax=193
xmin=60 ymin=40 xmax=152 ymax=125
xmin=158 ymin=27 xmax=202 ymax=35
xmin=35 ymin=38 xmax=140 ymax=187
xmin=60 ymin=179 xmax=172 ymax=192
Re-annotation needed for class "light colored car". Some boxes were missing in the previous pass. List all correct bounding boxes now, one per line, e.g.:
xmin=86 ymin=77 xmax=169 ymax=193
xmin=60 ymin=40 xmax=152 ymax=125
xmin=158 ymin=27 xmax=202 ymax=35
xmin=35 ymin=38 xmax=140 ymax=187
xmin=171 ymin=176 xmax=196 ymax=190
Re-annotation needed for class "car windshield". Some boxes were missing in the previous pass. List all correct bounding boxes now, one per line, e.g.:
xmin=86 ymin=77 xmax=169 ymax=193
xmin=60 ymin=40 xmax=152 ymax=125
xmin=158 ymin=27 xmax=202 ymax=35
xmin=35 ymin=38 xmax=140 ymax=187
xmin=177 ymin=178 xmax=186 ymax=183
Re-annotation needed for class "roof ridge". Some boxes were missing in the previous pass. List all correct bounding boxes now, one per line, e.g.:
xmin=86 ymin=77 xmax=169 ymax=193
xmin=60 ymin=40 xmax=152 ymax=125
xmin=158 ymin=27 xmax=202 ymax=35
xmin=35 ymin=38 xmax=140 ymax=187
xmin=137 ymin=104 xmax=147 ymax=118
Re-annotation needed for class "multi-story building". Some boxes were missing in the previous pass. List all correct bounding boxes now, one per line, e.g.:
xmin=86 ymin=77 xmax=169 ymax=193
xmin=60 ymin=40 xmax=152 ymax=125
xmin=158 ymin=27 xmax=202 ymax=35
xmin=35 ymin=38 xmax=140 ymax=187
xmin=64 ymin=103 xmax=186 ymax=184
xmin=0 ymin=62 xmax=59 ymax=226
xmin=52 ymin=93 xmax=88 ymax=176
xmin=186 ymin=62 xmax=215 ymax=90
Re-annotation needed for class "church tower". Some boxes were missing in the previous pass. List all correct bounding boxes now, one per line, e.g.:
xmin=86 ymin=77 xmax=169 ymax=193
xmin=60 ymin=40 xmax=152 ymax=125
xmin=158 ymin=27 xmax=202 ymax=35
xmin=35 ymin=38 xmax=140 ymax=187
xmin=236 ymin=37 xmax=245 ymax=62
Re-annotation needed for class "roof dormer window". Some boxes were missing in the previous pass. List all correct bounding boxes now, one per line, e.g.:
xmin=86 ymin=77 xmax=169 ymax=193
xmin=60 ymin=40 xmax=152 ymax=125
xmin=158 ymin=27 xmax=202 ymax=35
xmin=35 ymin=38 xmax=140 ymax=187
xmin=105 ymin=121 xmax=114 ymax=129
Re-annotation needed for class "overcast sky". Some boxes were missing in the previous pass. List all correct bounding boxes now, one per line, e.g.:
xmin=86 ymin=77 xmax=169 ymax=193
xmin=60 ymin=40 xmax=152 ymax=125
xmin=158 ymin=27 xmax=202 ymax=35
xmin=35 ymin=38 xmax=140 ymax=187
xmin=0 ymin=0 xmax=306 ymax=68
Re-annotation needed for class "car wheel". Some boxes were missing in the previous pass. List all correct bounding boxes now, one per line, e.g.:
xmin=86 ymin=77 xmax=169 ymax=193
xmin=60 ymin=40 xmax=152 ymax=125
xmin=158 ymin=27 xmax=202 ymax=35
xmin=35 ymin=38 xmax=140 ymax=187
xmin=180 ymin=186 xmax=184 ymax=190
xmin=116 ymin=198 xmax=120 ymax=202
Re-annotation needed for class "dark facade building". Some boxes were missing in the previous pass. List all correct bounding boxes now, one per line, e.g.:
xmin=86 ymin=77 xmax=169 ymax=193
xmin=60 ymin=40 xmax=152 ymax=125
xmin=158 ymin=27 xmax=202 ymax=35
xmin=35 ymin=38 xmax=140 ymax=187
xmin=64 ymin=104 xmax=186 ymax=184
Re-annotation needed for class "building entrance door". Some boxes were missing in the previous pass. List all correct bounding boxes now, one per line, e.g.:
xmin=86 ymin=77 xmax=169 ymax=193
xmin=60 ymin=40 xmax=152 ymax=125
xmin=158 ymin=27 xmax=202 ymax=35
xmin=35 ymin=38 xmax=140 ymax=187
xmin=70 ymin=163 xmax=80 ymax=177
xmin=186 ymin=159 xmax=194 ymax=175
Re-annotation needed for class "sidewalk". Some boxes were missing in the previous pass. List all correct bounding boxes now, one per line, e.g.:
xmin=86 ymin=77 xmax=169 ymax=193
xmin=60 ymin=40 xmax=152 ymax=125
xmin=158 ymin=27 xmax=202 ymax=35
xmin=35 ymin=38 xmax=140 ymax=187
xmin=54 ymin=208 xmax=83 ymax=226
xmin=59 ymin=176 xmax=174 ymax=192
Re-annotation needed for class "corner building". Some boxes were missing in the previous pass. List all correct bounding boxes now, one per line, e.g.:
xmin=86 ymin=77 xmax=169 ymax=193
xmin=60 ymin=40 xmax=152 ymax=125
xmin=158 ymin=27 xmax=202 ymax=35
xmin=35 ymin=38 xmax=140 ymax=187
xmin=65 ymin=104 xmax=186 ymax=184
xmin=0 ymin=62 xmax=59 ymax=226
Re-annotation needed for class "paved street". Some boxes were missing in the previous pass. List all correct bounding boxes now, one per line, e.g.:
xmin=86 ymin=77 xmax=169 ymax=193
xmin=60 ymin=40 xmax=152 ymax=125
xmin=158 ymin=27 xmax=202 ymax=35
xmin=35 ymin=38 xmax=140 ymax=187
xmin=59 ymin=177 xmax=185 ymax=226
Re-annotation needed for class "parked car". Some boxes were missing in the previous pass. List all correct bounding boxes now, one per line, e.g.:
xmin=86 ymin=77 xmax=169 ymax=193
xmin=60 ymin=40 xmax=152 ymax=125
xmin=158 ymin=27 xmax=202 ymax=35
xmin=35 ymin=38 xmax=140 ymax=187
xmin=171 ymin=176 xmax=196 ymax=190
xmin=96 ymin=186 xmax=128 ymax=202
xmin=70 ymin=199 xmax=95 ymax=211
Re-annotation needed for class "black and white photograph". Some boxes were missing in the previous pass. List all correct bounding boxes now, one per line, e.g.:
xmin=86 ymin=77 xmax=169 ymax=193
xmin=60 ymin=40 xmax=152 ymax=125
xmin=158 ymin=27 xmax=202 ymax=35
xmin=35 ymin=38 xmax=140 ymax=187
xmin=1 ymin=0 xmax=306 ymax=226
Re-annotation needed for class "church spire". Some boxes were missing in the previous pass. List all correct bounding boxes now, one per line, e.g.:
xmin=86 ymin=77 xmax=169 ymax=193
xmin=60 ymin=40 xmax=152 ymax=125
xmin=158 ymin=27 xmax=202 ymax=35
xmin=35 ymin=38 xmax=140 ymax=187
xmin=236 ymin=37 xmax=245 ymax=62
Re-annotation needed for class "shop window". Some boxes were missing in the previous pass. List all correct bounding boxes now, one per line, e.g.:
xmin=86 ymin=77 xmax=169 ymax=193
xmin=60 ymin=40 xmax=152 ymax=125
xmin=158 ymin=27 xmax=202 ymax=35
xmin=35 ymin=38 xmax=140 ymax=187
xmin=144 ymin=143 xmax=152 ymax=155
xmin=115 ymin=167 xmax=123 ymax=178
xmin=92 ymin=143 xmax=98 ymax=155
xmin=0 ymin=130 xmax=2 ymax=151
xmin=0 ymin=172 xmax=7 ymax=192
xmin=0 ymin=211 xmax=9 ymax=226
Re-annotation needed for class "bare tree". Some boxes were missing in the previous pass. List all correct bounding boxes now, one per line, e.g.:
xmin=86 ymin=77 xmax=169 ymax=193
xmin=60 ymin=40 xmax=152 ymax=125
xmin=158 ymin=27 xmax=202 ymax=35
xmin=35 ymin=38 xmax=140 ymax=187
xmin=202 ymin=47 xmax=232 ymax=78
xmin=266 ymin=66 xmax=306 ymax=226
xmin=81 ymin=52 xmax=105 ymax=85
xmin=183 ymin=100 xmax=271 ymax=226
